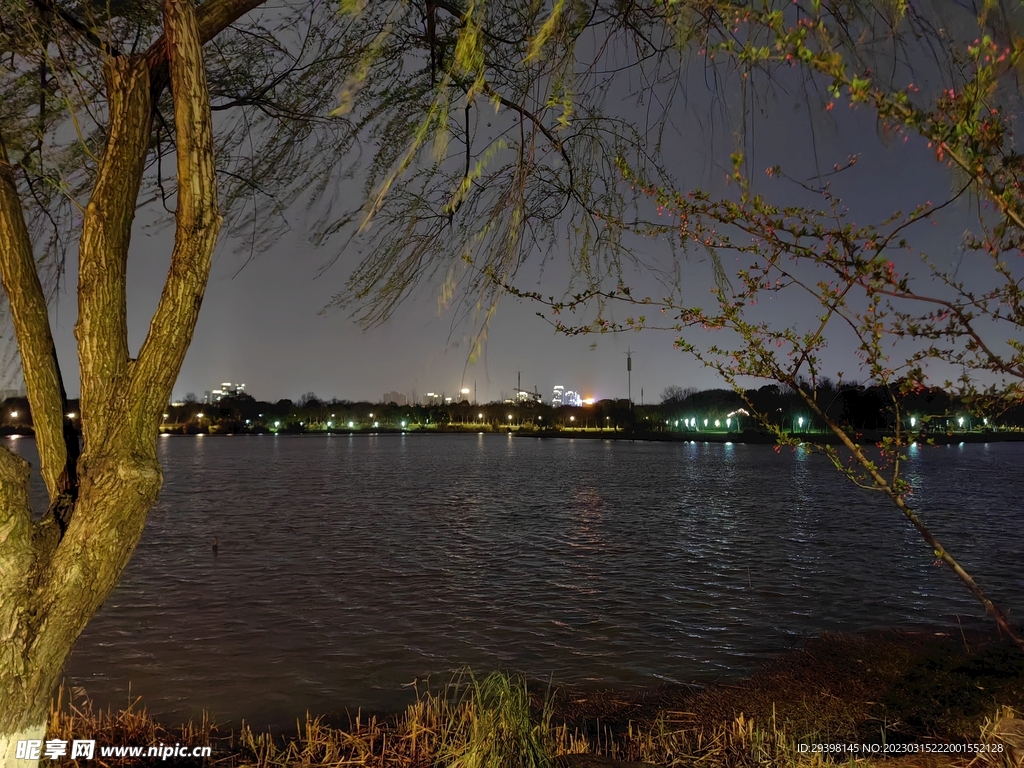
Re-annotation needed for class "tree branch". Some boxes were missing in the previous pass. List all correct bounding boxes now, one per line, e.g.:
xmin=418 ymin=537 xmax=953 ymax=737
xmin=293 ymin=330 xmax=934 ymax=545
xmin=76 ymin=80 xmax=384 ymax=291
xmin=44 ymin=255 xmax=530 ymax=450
xmin=0 ymin=142 xmax=68 ymax=502
xmin=75 ymin=57 xmax=152 ymax=453
xmin=130 ymin=0 xmax=222 ymax=424
xmin=792 ymin=385 xmax=1024 ymax=651
xmin=145 ymin=0 xmax=269 ymax=107
xmin=0 ymin=445 xmax=34 ymax=684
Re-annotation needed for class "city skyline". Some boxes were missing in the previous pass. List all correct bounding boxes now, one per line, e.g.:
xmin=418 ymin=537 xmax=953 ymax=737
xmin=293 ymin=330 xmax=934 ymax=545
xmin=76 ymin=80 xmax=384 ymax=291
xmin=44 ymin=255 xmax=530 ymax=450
xmin=6 ymin=234 xmax=721 ymax=407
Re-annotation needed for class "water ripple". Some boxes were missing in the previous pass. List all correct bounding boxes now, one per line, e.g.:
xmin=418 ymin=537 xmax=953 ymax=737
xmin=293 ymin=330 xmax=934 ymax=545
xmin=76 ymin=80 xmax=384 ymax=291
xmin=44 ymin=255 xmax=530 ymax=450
xmin=7 ymin=435 xmax=1018 ymax=728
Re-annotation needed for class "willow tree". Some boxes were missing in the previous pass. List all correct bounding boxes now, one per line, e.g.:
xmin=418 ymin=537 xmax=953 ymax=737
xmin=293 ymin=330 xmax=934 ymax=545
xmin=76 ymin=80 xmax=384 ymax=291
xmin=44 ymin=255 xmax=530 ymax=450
xmin=0 ymin=0 xmax=273 ymax=758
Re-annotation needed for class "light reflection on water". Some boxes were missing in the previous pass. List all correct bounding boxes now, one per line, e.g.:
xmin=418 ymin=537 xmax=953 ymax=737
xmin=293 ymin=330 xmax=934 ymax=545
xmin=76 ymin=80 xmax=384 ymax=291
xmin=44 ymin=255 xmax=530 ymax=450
xmin=8 ymin=435 xmax=1023 ymax=728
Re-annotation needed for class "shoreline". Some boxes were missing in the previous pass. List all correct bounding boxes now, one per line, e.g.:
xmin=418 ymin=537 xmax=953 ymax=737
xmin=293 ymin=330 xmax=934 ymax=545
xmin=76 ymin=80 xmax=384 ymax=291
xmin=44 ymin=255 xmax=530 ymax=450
xmin=5 ymin=426 xmax=1023 ymax=445
xmin=521 ymin=428 xmax=1024 ymax=445
xmin=49 ymin=628 xmax=1024 ymax=766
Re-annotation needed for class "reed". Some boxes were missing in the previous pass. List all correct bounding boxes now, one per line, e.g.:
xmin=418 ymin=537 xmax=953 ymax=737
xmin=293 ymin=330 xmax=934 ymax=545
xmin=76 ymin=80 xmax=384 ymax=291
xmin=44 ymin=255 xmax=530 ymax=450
xmin=46 ymin=677 xmax=1020 ymax=767
xmin=45 ymin=685 xmax=218 ymax=765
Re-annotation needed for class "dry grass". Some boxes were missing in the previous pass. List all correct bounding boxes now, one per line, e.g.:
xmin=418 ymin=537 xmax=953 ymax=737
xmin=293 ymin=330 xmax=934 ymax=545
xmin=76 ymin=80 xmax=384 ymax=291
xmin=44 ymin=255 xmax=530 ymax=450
xmin=46 ymin=685 xmax=221 ymax=765
xmin=46 ymin=681 xmax=1022 ymax=768
xmin=46 ymin=633 xmax=1024 ymax=767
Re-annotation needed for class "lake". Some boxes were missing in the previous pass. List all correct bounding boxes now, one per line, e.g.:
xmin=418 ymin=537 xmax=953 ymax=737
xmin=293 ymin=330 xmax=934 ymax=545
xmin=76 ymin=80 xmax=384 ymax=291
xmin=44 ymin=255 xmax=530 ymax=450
xmin=9 ymin=434 xmax=1024 ymax=728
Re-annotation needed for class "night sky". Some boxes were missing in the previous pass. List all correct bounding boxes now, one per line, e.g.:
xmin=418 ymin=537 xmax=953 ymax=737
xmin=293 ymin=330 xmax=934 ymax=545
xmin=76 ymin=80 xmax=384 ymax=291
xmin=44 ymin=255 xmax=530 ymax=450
xmin=17 ymin=32 xmax=994 ymax=406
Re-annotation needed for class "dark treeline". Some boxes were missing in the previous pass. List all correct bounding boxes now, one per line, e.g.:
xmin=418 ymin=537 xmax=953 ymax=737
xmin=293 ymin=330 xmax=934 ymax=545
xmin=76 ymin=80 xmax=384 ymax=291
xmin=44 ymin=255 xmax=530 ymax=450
xmin=2 ymin=381 xmax=1022 ymax=436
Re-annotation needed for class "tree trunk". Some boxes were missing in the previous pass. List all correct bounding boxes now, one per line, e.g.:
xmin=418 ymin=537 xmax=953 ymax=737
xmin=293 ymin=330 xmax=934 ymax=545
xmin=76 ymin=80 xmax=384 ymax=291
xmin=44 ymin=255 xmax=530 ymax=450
xmin=0 ymin=0 xmax=237 ymax=763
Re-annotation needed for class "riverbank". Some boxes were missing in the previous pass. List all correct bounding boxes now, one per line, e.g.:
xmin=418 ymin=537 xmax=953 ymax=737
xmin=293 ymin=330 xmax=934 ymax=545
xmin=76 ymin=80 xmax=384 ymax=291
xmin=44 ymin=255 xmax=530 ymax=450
xmin=48 ymin=630 xmax=1024 ymax=766
xmin=7 ymin=425 xmax=1024 ymax=445
xmin=522 ymin=428 xmax=1024 ymax=445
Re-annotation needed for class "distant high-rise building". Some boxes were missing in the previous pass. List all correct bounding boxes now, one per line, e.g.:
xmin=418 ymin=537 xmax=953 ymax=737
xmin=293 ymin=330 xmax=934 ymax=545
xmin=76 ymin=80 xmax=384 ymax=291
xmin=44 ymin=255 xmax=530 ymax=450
xmin=206 ymin=382 xmax=246 ymax=403
xmin=382 ymin=391 xmax=408 ymax=406
xmin=515 ymin=389 xmax=541 ymax=403
xmin=563 ymin=390 xmax=582 ymax=407
xmin=552 ymin=386 xmax=564 ymax=407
